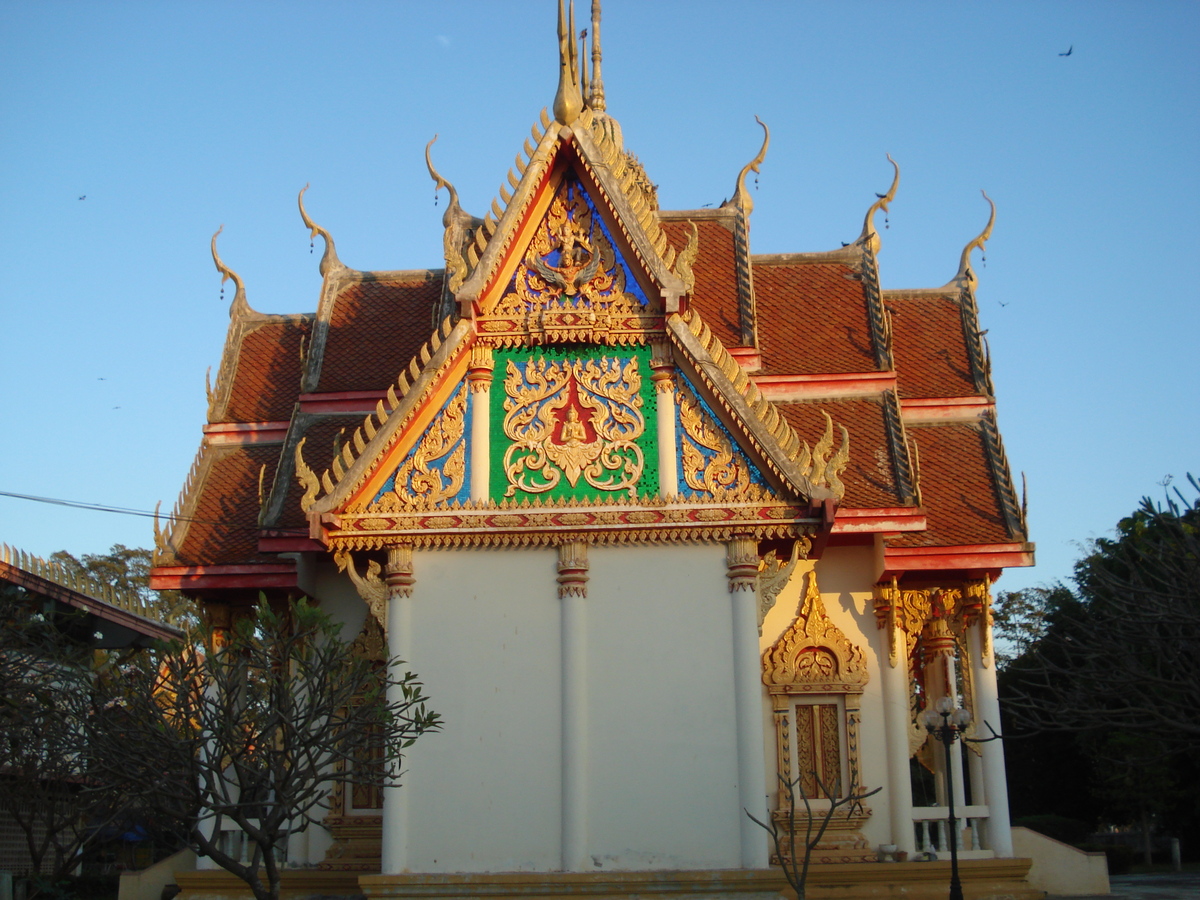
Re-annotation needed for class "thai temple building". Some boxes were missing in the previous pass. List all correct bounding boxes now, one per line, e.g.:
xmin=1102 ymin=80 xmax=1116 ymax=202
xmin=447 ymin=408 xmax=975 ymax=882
xmin=151 ymin=3 xmax=1042 ymax=897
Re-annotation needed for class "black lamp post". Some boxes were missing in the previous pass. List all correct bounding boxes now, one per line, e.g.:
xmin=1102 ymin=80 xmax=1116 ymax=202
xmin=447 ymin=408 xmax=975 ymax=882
xmin=920 ymin=696 xmax=973 ymax=900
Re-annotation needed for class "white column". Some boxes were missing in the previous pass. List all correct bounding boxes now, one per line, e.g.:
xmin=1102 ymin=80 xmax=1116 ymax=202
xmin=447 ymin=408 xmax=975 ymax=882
xmin=650 ymin=349 xmax=678 ymax=499
xmin=468 ymin=347 xmax=493 ymax=502
xmin=879 ymin=620 xmax=917 ymax=854
xmin=968 ymin=621 xmax=1014 ymax=857
xmin=380 ymin=545 xmax=415 ymax=874
xmin=557 ymin=541 xmax=589 ymax=871
xmin=727 ymin=537 xmax=769 ymax=868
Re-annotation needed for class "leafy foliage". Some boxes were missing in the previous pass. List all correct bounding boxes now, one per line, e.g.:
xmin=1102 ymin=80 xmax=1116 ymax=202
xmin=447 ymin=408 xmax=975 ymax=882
xmin=999 ymin=477 xmax=1200 ymax=858
xmin=0 ymin=586 xmax=131 ymax=891
xmin=89 ymin=598 xmax=438 ymax=900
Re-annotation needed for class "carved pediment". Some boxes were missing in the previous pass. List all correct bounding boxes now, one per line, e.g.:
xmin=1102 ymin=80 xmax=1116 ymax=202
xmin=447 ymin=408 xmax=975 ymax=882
xmin=763 ymin=570 xmax=869 ymax=692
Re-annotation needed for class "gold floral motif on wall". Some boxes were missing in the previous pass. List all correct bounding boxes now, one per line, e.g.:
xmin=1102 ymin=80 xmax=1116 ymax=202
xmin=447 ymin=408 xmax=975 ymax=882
xmin=501 ymin=355 xmax=645 ymax=497
xmin=677 ymin=375 xmax=753 ymax=498
xmin=371 ymin=384 xmax=467 ymax=510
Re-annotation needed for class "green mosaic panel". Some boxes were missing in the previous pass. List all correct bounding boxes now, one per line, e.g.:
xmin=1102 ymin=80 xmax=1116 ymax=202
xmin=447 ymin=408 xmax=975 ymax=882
xmin=490 ymin=345 xmax=659 ymax=504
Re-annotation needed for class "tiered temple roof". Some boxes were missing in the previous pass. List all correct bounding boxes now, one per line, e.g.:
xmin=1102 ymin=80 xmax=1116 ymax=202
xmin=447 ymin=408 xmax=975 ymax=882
xmin=151 ymin=4 xmax=1031 ymax=596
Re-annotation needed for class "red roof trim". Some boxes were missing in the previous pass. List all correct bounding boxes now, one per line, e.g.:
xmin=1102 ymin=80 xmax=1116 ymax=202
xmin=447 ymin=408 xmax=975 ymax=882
xmin=832 ymin=506 xmax=926 ymax=534
xmin=299 ymin=391 xmax=388 ymax=414
xmin=754 ymin=371 xmax=897 ymax=401
xmin=900 ymin=396 xmax=994 ymax=423
xmin=202 ymin=421 xmax=291 ymax=444
xmin=882 ymin=541 xmax=1035 ymax=574
xmin=150 ymin=562 xmax=298 ymax=591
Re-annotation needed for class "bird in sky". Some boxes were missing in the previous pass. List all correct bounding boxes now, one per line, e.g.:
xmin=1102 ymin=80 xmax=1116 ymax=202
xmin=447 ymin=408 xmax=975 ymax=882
xmin=78 ymin=195 xmax=86 ymax=200
xmin=1059 ymin=45 xmax=1073 ymax=57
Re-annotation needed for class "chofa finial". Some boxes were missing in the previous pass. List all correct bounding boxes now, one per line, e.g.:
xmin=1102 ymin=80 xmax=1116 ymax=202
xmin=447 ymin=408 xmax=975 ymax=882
xmin=587 ymin=0 xmax=605 ymax=111
xmin=723 ymin=116 xmax=770 ymax=216
xmin=956 ymin=190 xmax=996 ymax=284
xmin=210 ymin=225 xmax=249 ymax=318
xmin=857 ymin=154 xmax=900 ymax=253
xmin=298 ymin=184 xmax=343 ymax=277
xmin=553 ymin=0 xmax=583 ymax=125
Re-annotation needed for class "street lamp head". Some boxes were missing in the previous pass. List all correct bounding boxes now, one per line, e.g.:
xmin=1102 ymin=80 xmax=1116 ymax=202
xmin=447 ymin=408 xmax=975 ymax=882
xmin=935 ymin=695 xmax=956 ymax=715
xmin=919 ymin=705 xmax=942 ymax=731
xmin=951 ymin=706 xmax=973 ymax=729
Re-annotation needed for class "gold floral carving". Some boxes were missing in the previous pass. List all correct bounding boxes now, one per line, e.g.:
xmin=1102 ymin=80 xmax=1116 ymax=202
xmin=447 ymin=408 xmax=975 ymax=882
xmin=757 ymin=541 xmax=803 ymax=634
xmin=872 ymin=578 xmax=992 ymax=668
xmin=764 ymin=570 xmax=873 ymax=861
xmin=334 ymin=548 xmax=388 ymax=632
xmin=763 ymin=571 xmax=869 ymax=692
xmin=501 ymin=356 xmax=644 ymax=497
xmin=372 ymin=383 xmax=467 ymax=510
xmin=677 ymin=376 xmax=752 ymax=497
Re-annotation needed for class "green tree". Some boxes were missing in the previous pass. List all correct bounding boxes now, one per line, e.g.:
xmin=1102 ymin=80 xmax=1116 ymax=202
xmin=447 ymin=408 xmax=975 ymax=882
xmin=89 ymin=598 xmax=438 ymax=900
xmin=1000 ymin=477 xmax=1200 ymax=862
xmin=0 ymin=585 xmax=131 ymax=895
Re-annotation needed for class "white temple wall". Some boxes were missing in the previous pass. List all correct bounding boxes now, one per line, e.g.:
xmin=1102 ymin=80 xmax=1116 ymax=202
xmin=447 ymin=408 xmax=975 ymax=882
xmin=402 ymin=547 xmax=563 ymax=872
xmin=585 ymin=544 xmax=742 ymax=870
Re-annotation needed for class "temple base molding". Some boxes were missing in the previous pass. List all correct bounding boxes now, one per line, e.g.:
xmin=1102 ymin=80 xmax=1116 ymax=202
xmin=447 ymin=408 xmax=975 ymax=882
xmin=174 ymin=859 xmax=1040 ymax=900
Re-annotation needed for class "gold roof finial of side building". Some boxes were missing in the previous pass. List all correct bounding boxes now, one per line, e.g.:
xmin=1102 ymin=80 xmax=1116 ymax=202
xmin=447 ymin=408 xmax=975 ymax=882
xmin=587 ymin=0 xmax=605 ymax=112
xmin=722 ymin=116 xmax=770 ymax=216
xmin=857 ymin=154 xmax=900 ymax=254
xmin=210 ymin=225 xmax=250 ymax=319
xmin=426 ymin=135 xmax=483 ymax=294
xmin=298 ymin=184 xmax=344 ymax=277
xmin=955 ymin=189 xmax=996 ymax=285
xmin=553 ymin=0 xmax=583 ymax=125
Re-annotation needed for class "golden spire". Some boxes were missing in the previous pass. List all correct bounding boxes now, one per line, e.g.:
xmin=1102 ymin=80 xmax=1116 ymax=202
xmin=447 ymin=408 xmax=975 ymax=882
xmin=723 ymin=116 xmax=770 ymax=215
xmin=553 ymin=0 xmax=583 ymax=125
xmin=955 ymin=190 xmax=996 ymax=284
xmin=298 ymin=184 xmax=344 ymax=277
xmin=210 ymin=225 xmax=249 ymax=318
xmin=857 ymin=154 xmax=900 ymax=253
xmin=588 ymin=0 xmax=605 ymax=111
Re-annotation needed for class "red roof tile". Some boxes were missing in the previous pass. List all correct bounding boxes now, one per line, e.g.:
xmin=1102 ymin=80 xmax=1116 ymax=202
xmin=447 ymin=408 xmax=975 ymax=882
xmin=662 ymin=218 xmax=742 ymax=349
xmin=776 ymin=397 xmax=901 ymax=508
xmin=753 ymin=261 xmax=877 ymax=375
xmin=173 ymin=443 xmax=282 ymax=566
xmin=316 ymin=276 xmax=442 ymax=393
xmin=273 ymin=414 xmax=369 ymax=530
xmin=889 ymin=422 xmax=1010 ymax=547
xmin=223 ymin=320 xmax=309 ymax=423
xmin=887 ymin=293 xmax=977 ymax=399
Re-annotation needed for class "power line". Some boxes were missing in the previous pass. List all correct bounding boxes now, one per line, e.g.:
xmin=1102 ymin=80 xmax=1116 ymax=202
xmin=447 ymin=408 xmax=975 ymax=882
xmin=0 ymin=490 xmax=256 ymax=530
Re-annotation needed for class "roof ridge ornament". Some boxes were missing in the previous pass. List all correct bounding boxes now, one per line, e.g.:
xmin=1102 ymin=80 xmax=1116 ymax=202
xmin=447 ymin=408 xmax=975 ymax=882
xmin=722 ymin=116 xmax=769 ymax=216
xmin=553 ymin=0 xmax=583 ymax=125
xmin=298 ymin=184 xmax=344 ymax=277
xmin=857 ymin=154 xmax=900 ymax=253
xmin=426 ymin=135 xmax=483 ymax=294
xmin=955 ymin=189 xmax=995 ymax=286
xmin=587 ymin=0 xmax=605 ymax=111
xmin=722 ymin=117 xmax=770 ymax=216
xmin=210 ymin=225 xmax=251 ymax=318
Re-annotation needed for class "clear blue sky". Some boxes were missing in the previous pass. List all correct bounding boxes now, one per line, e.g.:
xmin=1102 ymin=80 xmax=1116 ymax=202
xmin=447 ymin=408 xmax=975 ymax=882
xmin=2 ymin=1 xmax=1196 ymax=595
